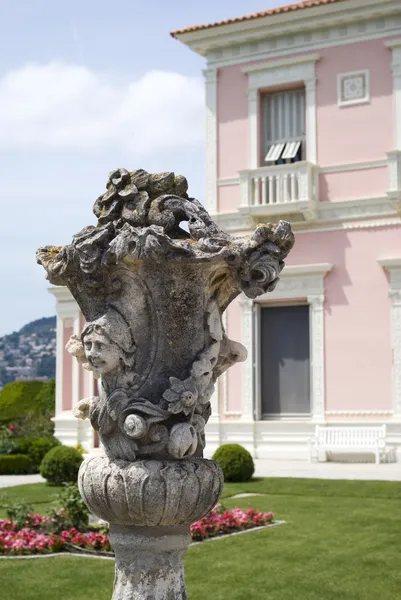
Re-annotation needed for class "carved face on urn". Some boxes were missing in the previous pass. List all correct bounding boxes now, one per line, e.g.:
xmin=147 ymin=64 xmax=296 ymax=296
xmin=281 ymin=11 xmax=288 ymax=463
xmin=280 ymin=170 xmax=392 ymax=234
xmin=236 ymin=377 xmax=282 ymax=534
xmin=81 ymin=308 xmax=136 ymax=378
xmin=83 ymin=331 xmax=121 ymax=376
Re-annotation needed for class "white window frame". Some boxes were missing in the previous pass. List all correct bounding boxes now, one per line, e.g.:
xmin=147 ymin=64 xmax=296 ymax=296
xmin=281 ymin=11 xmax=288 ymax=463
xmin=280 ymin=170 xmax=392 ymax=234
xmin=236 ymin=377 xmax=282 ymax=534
xmin=242 ymin=54 xmax=320 ymax=169
xmin=337 ymin=69 xmax=370 ymax=108
xmin=240 ymin=263 xmax=332 ymax=423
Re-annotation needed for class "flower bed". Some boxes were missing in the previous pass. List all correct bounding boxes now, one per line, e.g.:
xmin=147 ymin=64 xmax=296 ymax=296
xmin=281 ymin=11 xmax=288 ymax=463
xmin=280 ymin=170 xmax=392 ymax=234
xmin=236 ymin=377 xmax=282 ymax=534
xmin=190 ymin=504 xmax=274 ymax=542
xmin=0 ymin=505 xmax=274 ymax=556
xmin=0 ymin=520 xmax=111 ymax=556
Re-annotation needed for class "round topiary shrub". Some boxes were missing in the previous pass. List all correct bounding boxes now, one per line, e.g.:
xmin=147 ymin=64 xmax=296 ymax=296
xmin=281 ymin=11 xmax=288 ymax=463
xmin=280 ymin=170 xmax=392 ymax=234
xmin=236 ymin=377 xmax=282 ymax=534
xmin=14 ymin=436 xmax=61 ymax=471
xmin=40 ymin=445 xmax=83 ymax=486
xmin=212 ymin=444 xmax=255 ymax=482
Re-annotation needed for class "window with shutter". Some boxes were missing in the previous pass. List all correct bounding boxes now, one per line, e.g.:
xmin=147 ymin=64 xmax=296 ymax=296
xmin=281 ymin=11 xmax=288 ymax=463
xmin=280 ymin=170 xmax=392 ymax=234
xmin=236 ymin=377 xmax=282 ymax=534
xmin=261 ymin=88 xmax=306 ymax=165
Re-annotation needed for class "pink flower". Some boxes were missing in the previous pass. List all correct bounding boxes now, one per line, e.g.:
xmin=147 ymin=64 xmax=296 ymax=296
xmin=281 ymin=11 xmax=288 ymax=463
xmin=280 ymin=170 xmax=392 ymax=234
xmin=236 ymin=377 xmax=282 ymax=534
xmin=9 ymin=425 xmax=15 ymax=432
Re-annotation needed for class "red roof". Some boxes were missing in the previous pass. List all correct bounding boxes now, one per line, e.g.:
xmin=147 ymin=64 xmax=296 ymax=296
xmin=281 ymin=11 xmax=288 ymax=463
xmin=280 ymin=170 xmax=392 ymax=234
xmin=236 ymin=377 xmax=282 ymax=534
xmin=171 ymin=0 xmax=343 ymax=37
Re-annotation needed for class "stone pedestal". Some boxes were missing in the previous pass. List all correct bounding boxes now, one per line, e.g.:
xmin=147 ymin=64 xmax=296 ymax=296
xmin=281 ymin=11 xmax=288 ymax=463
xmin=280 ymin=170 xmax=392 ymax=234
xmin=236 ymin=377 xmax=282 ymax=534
xmin=110 ymin=525 xmax=190 ymax=600
xmin=37 ymin=168 xmax=294 ymax=599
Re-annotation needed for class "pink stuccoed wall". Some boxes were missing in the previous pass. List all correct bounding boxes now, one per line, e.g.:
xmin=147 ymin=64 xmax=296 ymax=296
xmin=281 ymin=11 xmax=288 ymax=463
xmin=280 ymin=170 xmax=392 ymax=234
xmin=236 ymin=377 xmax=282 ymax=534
xmin=218 ymin=184 xmax=241 ymax=213
xmin=316 ymin=40 xmax=393 ymax=166
xmin=216 ymin=38 xmax=393 ymax=212
xmin=225 ymin=226 xmax=400 ymax=415
xmin=217 ymin=65 xmax=249 ymax=181
xmin=288 ymin=226 xmax=397 ymax=412
xmin=319 ymin=167 xmax=388 ymax=202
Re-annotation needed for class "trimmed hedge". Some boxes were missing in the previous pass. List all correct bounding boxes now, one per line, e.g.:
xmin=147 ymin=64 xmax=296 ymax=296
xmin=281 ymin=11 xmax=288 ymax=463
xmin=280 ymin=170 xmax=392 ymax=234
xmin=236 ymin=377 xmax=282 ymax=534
xmin=14 ymin=436 xmax=61 ymax=470
xmin=0 ymin=379 xmax=56 ymax=438
xmin=40 ymin=446 xmax=84 ymax=486
xmin=31 ymin=379 xmax=55 ymax=414
xmin=0 ymin=454 xmax=33 ymax=475
xmin=212 ymin=444 xmax=255 ymax=482
xmin=0 ymin=381 xmax=44 ymax=425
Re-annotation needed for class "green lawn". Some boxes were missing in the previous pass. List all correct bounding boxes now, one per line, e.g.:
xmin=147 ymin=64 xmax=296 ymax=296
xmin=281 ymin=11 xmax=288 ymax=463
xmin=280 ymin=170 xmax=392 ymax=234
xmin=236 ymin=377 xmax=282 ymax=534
xmin=1 ymin=478 xmax=400 ymax=600
xmin=0 ymin=483 xmax=63 ymax=517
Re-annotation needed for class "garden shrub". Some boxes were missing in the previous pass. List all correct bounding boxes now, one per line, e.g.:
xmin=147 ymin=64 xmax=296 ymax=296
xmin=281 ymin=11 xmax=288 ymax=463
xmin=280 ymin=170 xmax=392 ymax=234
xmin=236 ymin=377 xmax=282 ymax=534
xmin=0 ymin=425 xmax=18 ymax=455
xmin=5 ymin=503 xmax=35 ymax=530
xmin=13 ymin=410 xmax=55 ymax=439
xmin=50 ymin=483 xmax=89 ymax=533
xmin=0 ymin=454 xmax=33 ymax=475
xmin=40 ymin=445 xmax=84 ymax=486
xmin=14 ymin=436 xmax=61 ymax=471
xmin=212 ymin=444 xmax=255 ymax=482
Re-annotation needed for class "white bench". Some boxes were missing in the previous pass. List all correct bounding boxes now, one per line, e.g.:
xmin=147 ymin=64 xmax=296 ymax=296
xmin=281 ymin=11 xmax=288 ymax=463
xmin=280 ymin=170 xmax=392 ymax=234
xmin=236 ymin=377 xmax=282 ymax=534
xmin=308 ymin=425 xmax=387 ymax=465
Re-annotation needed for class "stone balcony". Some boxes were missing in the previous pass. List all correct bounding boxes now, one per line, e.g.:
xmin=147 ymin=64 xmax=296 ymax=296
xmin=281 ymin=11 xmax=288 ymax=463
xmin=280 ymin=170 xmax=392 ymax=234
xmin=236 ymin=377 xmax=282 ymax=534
xmin=239 ymin=161 xmax=318 ymax=221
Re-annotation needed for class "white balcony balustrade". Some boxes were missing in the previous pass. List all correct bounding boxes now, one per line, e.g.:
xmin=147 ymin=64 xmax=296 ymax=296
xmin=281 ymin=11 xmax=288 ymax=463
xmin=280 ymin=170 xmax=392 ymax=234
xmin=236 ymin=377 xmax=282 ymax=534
xmin=239 ymin=161 xmax=318 ymax=219
xmin=387 ymin=150 xmax=401 ymax=200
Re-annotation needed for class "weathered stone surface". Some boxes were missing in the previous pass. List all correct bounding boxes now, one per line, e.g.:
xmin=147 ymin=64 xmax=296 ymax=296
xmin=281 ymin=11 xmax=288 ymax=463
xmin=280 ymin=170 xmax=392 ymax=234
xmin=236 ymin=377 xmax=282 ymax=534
xmin=110 ymin=525 xmax=190 ymax=600
xmin=37 ymin=168 xmax=294 ymax=599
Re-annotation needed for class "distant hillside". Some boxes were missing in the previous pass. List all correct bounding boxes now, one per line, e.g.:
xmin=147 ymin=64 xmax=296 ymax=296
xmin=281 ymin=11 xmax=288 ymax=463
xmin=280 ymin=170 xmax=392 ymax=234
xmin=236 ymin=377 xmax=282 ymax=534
xmin=0 ymin=316 xmax=56 ymax=388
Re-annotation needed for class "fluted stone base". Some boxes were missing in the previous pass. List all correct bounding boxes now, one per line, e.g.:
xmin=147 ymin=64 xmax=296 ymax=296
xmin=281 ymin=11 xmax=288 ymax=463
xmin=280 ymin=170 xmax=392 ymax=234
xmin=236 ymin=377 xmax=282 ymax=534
xmin=78 ymin=455 xmax=223 ymax=599
xmin=110 ymin=525 xmax=190 ymax=600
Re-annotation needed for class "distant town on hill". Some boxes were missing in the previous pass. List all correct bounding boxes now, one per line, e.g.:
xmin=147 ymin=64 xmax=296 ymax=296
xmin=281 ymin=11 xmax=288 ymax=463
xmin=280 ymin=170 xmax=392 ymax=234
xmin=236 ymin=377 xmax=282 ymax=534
xmin=0 ymin=316 xmax=56 ymax=389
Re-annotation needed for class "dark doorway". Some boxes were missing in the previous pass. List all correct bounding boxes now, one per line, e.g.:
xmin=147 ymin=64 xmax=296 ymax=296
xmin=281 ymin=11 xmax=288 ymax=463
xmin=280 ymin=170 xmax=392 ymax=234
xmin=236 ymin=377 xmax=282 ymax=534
xmin=260 ymin=305 xmax=310 ymax=418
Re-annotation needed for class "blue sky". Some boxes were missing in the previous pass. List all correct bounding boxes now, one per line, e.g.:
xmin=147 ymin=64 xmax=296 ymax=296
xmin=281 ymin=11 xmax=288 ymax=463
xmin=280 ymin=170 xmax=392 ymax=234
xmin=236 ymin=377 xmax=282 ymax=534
xmin=0 ymin=0 xmax=288 ymax=336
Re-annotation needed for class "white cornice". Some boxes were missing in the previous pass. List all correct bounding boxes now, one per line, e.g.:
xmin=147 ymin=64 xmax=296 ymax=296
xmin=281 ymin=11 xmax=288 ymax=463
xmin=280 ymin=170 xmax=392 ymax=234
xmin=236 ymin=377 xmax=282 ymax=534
xmin=217 ymin=177 xmax=240 ymax=187
xmin=385 ymin=37 xmax=401 ymax=48
xmin=48 ymin=285 xmax=80 ymax=320
xmin=241 ymin=53 xmax=320 ymax=73
xmin=208 ymin=26 xmax=401 ymax=70
xmin=377 ymin=258 xmax=401 ymax=270
xmin=174 ymin=0 xmax=401 ymax=60
xmin=212 ymin=195 xmax=401 ymax=235
xmin=48 ymin=286 xmax=74 ymax=301
xmin=280 ymin=263 xmax=333 ymax=278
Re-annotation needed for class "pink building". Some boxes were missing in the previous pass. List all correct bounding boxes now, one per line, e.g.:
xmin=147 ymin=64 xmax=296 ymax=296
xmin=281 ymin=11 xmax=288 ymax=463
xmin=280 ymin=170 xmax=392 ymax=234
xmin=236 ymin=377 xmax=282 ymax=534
xmin=52 ymin=0 xmax=401 ymax=460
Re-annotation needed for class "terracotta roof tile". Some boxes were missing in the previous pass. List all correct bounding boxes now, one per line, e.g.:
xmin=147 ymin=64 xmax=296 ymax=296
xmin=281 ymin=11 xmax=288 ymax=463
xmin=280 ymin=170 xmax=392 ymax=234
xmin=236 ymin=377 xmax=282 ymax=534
xmin=171 ymin=0 xmax=343 ymax=37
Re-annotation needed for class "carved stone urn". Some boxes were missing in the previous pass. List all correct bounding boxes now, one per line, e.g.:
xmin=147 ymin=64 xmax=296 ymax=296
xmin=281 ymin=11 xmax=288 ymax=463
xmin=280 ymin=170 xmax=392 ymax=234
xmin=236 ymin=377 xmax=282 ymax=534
xmin=37 ymin=168 xmax=294 ymax=599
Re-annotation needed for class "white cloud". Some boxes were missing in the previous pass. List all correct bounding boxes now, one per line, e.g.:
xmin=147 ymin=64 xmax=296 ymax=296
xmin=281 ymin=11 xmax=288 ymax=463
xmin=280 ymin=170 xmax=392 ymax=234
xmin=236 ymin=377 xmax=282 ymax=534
xmin=0 ymin=62 xmax=205 ymax=152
